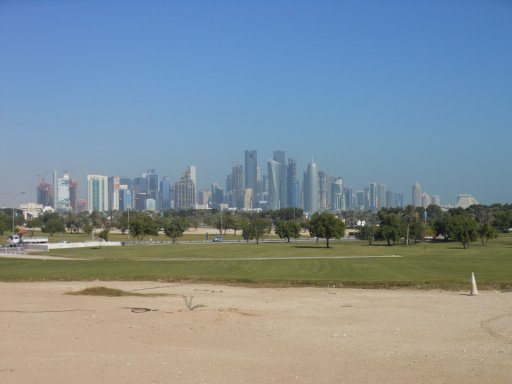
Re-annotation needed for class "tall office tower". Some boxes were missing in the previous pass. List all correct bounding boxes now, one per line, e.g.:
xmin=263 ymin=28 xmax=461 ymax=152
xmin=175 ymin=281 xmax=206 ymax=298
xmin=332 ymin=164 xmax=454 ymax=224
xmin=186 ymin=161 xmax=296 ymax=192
xmin=364 ymin=188 xmax=370 ymax=210
xmin=343 ymin=186 xmax=353 ymax=211
xmin=225 ymin=175 xmax=232 ymax=206
xmin=159 ymin=177 xmax=172 ymax=211
xmin=432 ymin=195 xmax=441 ymax=206
xmin=267 ymin=159 xmax=281 ymax=210
xmin=244 ymin=188 xmax=254 ymax=209
xmin=355 ymin=190 xmax=365 ymax=210
xmin=133 ymin=176 xmax=148 ymax=210
xmin=245 ymin=150 xmax=258 ymax=191
xmin=173 ymin=170 xmax=196 ymax=211
xmin=377 ymin=183 xmax=387 ymax=209
xmin=118 ymin=185 xmax=129 ymax=211
xmin=53 ymin=170 xmax=58 ymax=210
xmin=287 ymin=158 xmax=300 ymax=208
xmin=145 ymin=169 xmax=159 ymax=208
xmin=69 ymin=178 xmax=78 ymax=212
xmin=303 ymin=160 xmax=319 ymax=213
xmin=56 ymin=172 xmax=72 ymax=213
xmin=331 ymin=177 xmax=344 ymax=211
xmin=197 ymin=190 xmax=211 ymax=206
xmin=231 ymin=164 xmax=244 ymax=209
xmin=87 ymin=175 xmax=109 ymax=212
xmin=369 ymin=183 xmax=378 ymax=210
xmin=188 ymin=165 xmax=197 ymax=187
xmin=412 ymin=182 xmax=422 ymax=207
xmin=77 ymin=199 xmax=87 ymax=213
xmin=386 ymin=190 xmax=395 ymax=208
xmin=273 ymin=150 xmax=287 ymax=208
xmin=319 ymin=171 xmax=329 ymax=211
xmin=36 ymin=178 xmax=53 ymax=207
xmin=210 ymin=183 xmax=224 ymax=209
xmin=422 ymin=192 xmax=431 ymax=208
xmin=108 ymin=176 xmax=120 ymax=212
xmin=395 ymin=192 xmax=404 ymax=208
xmin=120 ymin=177 xmax=133 ymax=210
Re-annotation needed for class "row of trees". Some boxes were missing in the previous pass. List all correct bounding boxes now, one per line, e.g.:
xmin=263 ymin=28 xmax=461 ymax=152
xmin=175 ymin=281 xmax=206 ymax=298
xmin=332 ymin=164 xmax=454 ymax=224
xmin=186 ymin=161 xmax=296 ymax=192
xmin=3 ymin=203 xmax=510 ymax=248
xmin=357 ymin=204 xmax=506 ymax=248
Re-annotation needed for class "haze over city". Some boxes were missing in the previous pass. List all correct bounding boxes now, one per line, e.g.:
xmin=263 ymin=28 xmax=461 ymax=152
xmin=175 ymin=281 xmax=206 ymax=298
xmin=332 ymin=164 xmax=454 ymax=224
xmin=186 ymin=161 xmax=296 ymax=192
xmin=1 ymin=1 xmax=511 ymax=207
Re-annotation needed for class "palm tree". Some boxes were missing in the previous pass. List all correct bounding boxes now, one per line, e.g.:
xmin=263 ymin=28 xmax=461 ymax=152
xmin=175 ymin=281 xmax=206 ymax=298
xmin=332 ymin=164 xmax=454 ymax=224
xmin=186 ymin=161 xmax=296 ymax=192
xmin=401 ymin=205 xmax=419 ymax=246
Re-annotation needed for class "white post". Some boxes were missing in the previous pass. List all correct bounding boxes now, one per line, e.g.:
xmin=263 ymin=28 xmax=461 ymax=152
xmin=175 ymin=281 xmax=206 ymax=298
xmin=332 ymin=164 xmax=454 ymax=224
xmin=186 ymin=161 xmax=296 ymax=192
xmin=470 ymin=272 xmax=479 ymax=296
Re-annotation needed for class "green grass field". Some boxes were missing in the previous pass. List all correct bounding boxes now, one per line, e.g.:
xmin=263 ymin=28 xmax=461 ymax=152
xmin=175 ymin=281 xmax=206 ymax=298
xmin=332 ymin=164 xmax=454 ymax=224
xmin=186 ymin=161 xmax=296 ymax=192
xmin=1 ymin=235 xmax=511 ymax=290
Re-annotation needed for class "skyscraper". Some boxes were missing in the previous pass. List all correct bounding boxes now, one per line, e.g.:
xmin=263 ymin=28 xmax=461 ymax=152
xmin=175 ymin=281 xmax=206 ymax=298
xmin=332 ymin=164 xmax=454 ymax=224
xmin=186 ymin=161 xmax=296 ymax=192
xmin=377 ymin=183 xmax=387 ymax=209
xmin=318 ymin=171 xmax=329 ymax=211
xmin=369 ymin=182 xmax=378 ymax=210
xmin=87 ymin=175 xmax=109 ymax=212
xmin=173 ymin=169 xmax=195 ymax=211
xmin=108 ymin=176 xmax=120 ymax=211
xmin=331 ymin=177 xmax=344 ymax=211
xmin=273 ymin=150 xmax=287 ymax=208
xmin=36 ymin=178 xmax=53 ymax=207
xmin=56 ymin=172 xmax=71 ymax=213
xmin=267 ymin=159 xmax=281 ymax=210
xmin=303 ymin=160 xmax=319 ymax=213
xmin=287 ymin=158 xmax=300 ymax=208
xmin=231 ymin=164 xmax=244 ymax=209
xmin=244 ymin=150 xmax=257 ymax=192
xmin=412 ymin=182 xmax=422 ymax=207
xmin=160 ymin=177 xmax=171 ymax=211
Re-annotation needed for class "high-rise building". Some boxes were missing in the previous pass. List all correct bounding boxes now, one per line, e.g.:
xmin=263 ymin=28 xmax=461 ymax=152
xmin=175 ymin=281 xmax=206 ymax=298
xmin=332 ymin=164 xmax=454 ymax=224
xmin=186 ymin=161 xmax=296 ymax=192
xmin=377 ymin=183 xmax=387 ymax=209
xmin=273 ymin=150 xmax=287 ymax=208
xmin=267 ymin=159 xmax=281 ymax=210
xmin=173 ymin=169 xmax=195 ymax=211
xmin=87 ymin=175 xmax=109 ymax=212
xmin=318 ymin=171 xmax=329 ymax=211
xmin=36 ymin=178 xmax=53 ymax=207
xmin=188 ymin=166 xmax=196 ymax=188
xmin=344 ymin=186 xmax=353 ymax=211
xmin=69 ymin=178 xmax=78 ymax=212
xmin=145 ymin=169 xmax=159 ymax=209
xmin=331 ymin=177 xmax=344 ymax=211
xmin=422 ymin=192 xmax=431 ymax=208
xmin=355 ymin=190 xmax=365 ymax=210
xmin=56 ymin=173 xmax=72 ymax=213
xmin=244 ymin=188 xmax=254 ymax=209
xmin=303 ymin=160 xmax=319 ymax=213
xmin=231 ymin=164 xmax=244 ymax=209
xmin=287 ymin=158 xmax=300 ymax=208
xmin=412 ymin=182 xmax=422 ymax=207
xmin=210 ymin=183 xmax=224 ymax=209
xmin=160 ymin=177 xmax=172 ymax=211
xmin=386 ymin=190 xmax=395 ymax=208
xmin=245 ymin=150 xmax=258 ymax=192
xmin=108 ymin=176 xmax=120 ymax=211
xmin=432 ymin=195 xmax=441 ymax=206
xmin=369 ymin=183 xmax=378 ymax=210
xmin=395 ymin=192 xmax=404 ymax=208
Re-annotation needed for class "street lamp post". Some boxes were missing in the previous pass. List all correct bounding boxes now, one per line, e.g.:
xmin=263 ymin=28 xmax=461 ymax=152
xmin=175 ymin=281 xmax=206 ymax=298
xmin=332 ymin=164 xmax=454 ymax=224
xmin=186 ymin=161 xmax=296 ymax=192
xmin=12 ymin=191 xmax=26 ymax=234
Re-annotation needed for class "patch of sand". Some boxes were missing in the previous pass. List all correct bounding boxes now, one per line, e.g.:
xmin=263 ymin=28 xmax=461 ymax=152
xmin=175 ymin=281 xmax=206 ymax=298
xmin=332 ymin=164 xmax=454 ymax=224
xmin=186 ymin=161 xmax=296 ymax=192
xmin=0 ymin=282 xmax=511 ymax=383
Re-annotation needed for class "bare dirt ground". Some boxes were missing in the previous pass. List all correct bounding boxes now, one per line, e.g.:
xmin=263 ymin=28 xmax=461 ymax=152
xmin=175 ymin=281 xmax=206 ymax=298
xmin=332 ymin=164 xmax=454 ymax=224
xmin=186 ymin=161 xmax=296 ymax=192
xmin=1 ymin=282 xmax=510 ymax=384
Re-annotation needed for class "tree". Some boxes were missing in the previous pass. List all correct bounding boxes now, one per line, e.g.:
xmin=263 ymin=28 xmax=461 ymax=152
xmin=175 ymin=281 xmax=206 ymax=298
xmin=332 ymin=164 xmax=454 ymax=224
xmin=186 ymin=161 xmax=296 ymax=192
xmin=40 ymin=212 xmax=65 ymax=236
xmin=446 ymin=215 xmax=478 ymax=249
xmin=129 ymin=213 xmax=159 ymax=241
xmin=98 ymin=228 xmax=110 ymax=242
xmin=308 ymin=212 xmax=345 ymax=248
xmin=275 ymin=220 xmax=301 ymax=242
xmin=377 ymin=212 xmax=402 ymax=246
xmin=478 ymin=223 xmax=498 ymax=246
xmin=355 ymin=224 xmax=376 ymax=245
xmin=242 ymin=217 xmax=271 ymax=244
xmin=163 ymin=217 xmax=189 ymax=243
xmin=401 ymin=205 xmax=419 ymax=246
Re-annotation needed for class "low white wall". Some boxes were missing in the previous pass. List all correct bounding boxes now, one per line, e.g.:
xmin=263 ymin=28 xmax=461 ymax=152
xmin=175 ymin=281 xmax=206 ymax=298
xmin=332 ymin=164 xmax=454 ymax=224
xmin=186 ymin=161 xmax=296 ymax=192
xmin=25 ymin=241 xmax=122 ymax=252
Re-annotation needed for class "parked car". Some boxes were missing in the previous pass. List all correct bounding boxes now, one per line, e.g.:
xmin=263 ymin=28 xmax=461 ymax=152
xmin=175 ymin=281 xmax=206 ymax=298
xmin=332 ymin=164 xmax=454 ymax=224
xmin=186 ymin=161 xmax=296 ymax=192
xmin=212 ymin=236 xmax=223 ymax=242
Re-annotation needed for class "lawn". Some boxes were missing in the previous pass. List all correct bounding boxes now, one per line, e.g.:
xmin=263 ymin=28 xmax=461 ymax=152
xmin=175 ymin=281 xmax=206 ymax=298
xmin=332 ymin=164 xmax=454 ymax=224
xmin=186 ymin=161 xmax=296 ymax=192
xmin=1 ymin=235 xmax=511 ymax=290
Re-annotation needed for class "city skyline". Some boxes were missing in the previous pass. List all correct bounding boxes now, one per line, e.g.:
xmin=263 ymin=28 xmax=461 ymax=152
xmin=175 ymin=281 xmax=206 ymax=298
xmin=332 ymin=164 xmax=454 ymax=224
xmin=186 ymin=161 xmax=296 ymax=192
xmin=1 ymin=1 xmax=511 ymax=206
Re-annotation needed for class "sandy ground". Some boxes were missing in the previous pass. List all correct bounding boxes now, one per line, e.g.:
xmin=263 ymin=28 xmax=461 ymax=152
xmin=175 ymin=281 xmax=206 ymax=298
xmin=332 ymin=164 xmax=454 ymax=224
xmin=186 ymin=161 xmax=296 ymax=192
xmin=0 ymin=282 xmax=510 ymax=384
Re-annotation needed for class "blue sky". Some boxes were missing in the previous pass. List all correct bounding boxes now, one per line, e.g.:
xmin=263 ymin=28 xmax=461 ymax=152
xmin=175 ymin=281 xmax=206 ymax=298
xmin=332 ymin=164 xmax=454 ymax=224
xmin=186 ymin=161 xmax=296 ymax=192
xmin=1 ymin=0 xmax=511 ymax=207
